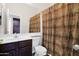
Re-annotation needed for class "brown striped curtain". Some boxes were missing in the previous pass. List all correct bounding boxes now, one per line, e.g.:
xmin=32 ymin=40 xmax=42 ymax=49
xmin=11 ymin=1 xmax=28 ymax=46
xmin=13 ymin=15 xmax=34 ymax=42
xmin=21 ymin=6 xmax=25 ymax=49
xmin=42 ymin=9 xmax=49 ymax=51
xmin=42 ymin=3 xmax=79 ymax=56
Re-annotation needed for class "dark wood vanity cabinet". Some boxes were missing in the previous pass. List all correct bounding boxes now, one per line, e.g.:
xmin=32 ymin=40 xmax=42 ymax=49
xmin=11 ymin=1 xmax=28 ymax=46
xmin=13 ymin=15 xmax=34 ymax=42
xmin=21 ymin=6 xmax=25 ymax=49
xmin=18 ymin=40 xmax=32 ymax=56
xmin=0 ymin=39 xmax=32 ymax=56
xmin=19 ymin=46 xmax=32 ymax=56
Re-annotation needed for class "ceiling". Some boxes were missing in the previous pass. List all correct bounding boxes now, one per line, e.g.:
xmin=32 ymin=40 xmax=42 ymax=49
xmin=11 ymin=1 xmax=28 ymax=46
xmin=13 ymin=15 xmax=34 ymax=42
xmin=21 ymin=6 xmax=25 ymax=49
xmin=26 ymin=3 xmax=54 ymax=10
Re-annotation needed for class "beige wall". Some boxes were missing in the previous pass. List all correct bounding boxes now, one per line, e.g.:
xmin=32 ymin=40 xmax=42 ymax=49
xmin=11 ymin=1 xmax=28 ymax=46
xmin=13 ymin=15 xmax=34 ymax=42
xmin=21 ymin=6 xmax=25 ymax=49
xmin=0 ymin=3 xmax=38 ymax=34
xmin=6 ymin=3 xmax=38 ymax=33
xmin=0 ymin=3 xmax=53 ymax=34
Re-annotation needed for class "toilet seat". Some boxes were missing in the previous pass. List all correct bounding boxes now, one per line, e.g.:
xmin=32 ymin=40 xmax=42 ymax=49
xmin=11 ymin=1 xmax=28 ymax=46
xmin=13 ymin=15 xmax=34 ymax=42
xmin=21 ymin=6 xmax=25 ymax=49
xmin=34 ymin=46 xmax=47 ymax=56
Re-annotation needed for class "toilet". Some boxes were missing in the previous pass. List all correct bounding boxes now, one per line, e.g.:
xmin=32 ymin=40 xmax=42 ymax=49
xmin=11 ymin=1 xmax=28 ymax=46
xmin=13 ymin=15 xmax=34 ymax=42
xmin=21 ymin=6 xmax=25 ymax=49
xmin=32 ymin=36 xmax=47 ymax=56
xmin=34 ymin=45 xmax=47 ymax=56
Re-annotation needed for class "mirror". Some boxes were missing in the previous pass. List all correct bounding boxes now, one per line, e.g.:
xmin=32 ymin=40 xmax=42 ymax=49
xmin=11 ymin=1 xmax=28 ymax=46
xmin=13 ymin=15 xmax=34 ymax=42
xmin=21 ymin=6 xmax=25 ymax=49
xmin=0 ymin=3 xmax=20 ymax=34
xmin=7 ymin=15 xmax=20 ymax=34
xmin=0 ymin=3 xmax=42 ymax=34
xmin=13 ymin=18 xmax=20 ymax=33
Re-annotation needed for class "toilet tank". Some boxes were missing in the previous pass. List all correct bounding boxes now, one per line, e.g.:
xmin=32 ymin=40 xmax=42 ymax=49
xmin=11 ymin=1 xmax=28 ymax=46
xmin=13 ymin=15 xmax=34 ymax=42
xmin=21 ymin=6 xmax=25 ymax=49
xmin=30 ymin=33 xmax=42 ymax=47
xmin=30 ymin=33 xmax=42 ymax=53
xmin=32 ymin=36 xmax=42 ymax=47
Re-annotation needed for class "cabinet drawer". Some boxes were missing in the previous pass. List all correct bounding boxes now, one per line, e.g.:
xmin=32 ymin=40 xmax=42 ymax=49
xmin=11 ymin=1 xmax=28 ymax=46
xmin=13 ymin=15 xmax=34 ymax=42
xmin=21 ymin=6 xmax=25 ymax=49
xmin=19 ymin=39 xmax=32 ymax=47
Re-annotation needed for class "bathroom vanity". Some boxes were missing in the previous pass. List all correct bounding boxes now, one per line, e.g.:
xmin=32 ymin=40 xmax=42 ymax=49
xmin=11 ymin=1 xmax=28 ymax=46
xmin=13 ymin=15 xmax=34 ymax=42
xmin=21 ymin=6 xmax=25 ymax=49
xmin=0 ymin=33 xmax=42 ymax=56
xmin=0 ymin=34 xmax=33 ymax=56
xmin=0 ymin=39 xmax=32 ymax=56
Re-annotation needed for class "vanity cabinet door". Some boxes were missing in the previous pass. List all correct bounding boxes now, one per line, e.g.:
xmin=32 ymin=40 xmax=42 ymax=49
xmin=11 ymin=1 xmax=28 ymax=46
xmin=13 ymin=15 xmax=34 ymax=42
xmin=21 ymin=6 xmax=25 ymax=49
xmin=19 ymin=46 xmax=32 ymax=56
xmin=19 ymin=39 xmax=32 ymax=56
xmin=0 ymin=42 xmax=18 ymax=56
xmin=6 ymin=50 xmax=16 ymax=56
xmin=0 ymin=43 xmax=15 ymax=51
xmin=2 ymin=49 xmax=18 ymax=56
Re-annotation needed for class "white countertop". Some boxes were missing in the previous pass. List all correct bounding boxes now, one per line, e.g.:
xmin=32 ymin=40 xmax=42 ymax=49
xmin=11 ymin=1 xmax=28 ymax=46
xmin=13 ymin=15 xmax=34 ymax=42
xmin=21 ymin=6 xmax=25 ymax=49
xmin=0 ymin=33 xmax=41 ymax=44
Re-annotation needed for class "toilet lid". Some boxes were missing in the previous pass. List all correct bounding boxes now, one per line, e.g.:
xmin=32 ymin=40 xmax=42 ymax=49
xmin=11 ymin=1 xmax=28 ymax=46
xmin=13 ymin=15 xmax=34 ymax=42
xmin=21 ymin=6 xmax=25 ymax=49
xmin=35 ymin=46 xmax=47 ymax=52
xmin=35 ymin=46 xmax=47 ymax=55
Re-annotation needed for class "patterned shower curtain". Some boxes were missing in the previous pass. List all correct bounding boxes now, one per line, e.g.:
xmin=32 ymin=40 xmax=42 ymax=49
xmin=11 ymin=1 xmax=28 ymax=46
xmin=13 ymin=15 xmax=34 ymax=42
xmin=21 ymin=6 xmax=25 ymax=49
xmin=42 ymin=3 xmax=79 ymax=56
